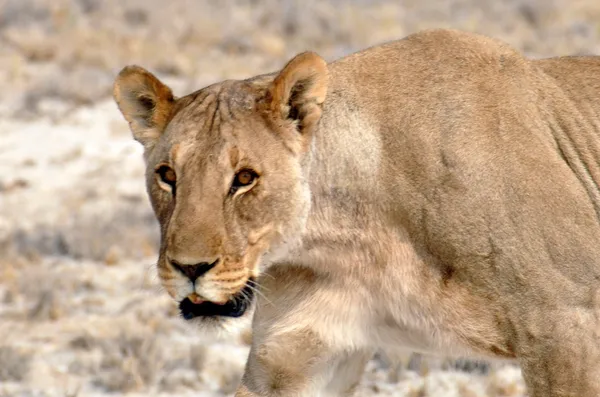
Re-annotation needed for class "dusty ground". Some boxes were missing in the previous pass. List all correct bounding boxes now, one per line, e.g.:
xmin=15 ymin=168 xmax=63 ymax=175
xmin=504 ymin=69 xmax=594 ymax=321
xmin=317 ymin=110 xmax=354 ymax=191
xmin=2 ymin=0 xmax=600 ymax=396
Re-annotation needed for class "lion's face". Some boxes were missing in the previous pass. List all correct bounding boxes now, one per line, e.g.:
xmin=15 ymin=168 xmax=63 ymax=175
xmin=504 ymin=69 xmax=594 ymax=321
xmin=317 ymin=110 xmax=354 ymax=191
xmin=145 ymin=88 xmax=312 ymax=327
xmin=113 ymin=53 xmax=328 ymax=328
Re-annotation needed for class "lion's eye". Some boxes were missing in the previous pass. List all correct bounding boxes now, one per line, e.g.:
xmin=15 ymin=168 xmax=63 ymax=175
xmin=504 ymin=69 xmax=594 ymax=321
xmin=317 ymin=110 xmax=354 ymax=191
xmin=155 ymin=164 xmax=176 ymax=193
xmin=230 ymin=169 xmax=258 ymax=194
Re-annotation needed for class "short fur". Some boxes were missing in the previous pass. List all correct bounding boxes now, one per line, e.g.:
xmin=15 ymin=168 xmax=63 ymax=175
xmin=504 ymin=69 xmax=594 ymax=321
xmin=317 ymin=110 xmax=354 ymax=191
xmin=113 ymin=29 xmax=600 ymax=397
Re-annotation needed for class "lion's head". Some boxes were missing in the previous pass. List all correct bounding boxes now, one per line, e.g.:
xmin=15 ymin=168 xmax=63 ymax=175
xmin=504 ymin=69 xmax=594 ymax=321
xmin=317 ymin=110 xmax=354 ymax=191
xmin=113 ymin=53 xmax=328 ymax=329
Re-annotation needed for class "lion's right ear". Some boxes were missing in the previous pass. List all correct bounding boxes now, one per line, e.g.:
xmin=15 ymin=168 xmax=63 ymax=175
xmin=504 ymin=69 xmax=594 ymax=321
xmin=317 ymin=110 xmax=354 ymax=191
xmin=113 ymin=66 xmax=175 ymax=150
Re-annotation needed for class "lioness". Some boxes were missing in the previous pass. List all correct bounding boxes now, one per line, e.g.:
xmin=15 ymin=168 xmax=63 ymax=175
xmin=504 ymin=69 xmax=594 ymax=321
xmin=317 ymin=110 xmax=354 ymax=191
xmin=113 ymin=29 xmax=600 ymax=396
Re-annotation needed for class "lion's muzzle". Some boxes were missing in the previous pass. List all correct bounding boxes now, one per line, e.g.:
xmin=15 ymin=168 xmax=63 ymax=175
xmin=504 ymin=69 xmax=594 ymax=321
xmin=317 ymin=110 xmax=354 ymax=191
xmin=178 ymin=279 xmax=255 ymax=319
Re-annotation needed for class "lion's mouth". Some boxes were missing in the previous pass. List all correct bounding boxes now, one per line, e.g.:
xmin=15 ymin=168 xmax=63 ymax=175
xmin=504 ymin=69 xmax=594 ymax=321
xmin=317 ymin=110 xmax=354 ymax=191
xmin=178 ymin=281 xmax=255 ymax=320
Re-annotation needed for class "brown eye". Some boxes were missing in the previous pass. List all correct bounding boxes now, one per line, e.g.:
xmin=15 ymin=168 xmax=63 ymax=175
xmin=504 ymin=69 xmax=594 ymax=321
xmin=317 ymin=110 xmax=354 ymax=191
xmin=236 ymin=170 xmax=255 ymax=186
xmin=230 ymin=169 xmax=257 ymax=194
xmin=156 ymin=164 xmax=176 ymax=192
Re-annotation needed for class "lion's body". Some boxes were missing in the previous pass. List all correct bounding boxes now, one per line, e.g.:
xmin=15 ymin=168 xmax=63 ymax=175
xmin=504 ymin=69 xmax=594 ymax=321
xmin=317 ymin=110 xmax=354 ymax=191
xmin=114 ymin=29 xmax=600 ymax=397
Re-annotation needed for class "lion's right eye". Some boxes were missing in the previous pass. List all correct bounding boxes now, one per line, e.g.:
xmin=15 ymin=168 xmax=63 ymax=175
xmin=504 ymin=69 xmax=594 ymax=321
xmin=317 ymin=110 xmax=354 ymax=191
xmin=155 ymin=164 xmax=176 ymax=194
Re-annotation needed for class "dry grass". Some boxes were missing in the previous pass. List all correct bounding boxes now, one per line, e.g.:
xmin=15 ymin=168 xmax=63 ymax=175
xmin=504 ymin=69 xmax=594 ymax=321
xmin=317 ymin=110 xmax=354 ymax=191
xmin=92 ymin=332 xmax=166 ymax=392
xmin=0 ymin=346 xmax=31 ymax=382
xmin=486 ymin=368 xmax=527 ymax=397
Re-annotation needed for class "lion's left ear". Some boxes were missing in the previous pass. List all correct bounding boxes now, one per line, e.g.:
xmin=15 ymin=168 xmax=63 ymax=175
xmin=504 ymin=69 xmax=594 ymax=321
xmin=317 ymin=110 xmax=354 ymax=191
xmin=267 ymin=51 xmax=329 ymax=143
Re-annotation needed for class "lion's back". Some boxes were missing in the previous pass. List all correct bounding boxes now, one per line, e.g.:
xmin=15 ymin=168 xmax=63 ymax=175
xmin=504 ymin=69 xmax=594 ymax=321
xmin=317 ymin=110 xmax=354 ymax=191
xmin=324 ymin=29 xmax=600 ymax=299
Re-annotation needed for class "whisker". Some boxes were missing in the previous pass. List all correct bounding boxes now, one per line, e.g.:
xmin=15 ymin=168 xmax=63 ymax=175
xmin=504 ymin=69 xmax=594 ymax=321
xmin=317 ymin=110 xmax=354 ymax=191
xmin=245 ymin=282 xmax=274 ymax=307
xmin=258 ymin=272 xmax=275 ymax=281
xmin=239 ymin=289 xmax=252 ymax=303
xmin=248 ymin=278 xmax=271 ymax=292
xmin=237 ymin=285 xmax=266 ymax=309
xmin=247 ymin=279 xmax=271 ymax=292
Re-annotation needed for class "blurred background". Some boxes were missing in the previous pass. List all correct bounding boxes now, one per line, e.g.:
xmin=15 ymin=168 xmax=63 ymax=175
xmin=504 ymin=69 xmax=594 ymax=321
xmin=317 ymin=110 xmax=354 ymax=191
xmin=1 ymin=0 xmax=599 ymax=396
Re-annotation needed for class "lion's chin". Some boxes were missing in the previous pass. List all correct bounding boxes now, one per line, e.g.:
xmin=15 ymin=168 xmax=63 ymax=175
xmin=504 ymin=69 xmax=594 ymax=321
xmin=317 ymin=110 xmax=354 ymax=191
xmin=178 ymin=280 xmax=255 ymax=321
xmin=181 ymin=310 xmax=253 ymax=341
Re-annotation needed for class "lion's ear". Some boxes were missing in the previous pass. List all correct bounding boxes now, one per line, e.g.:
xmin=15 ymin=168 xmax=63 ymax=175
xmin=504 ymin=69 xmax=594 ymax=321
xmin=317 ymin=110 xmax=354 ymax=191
xmin=267 ymin=52 xmax=328 ymax=140
xmin=113 ymin=66 xmax=175 ymax=150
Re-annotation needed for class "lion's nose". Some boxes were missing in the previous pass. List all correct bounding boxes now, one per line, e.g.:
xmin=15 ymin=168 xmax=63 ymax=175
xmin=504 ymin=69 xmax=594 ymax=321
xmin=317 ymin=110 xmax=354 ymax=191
xmin=170 ymin=258 xmax=218 ymax=283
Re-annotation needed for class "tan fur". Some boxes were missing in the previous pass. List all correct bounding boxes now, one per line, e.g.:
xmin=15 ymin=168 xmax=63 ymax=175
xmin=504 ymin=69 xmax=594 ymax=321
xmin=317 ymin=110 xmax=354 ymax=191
xmin=113 ymin=29 xmax=600 ymax=397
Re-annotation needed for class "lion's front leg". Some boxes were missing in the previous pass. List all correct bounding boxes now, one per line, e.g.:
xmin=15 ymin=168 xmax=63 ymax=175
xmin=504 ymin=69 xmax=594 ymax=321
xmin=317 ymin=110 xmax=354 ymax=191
xmin=517 ymin=310 xmax=600 ymax=397
xmin=323 ymin=349 xmax=373 ymax=396
xmin=235 ymin=327 xmax=333 ymax=397
xmin=236 ymin=329 xmax=371 ymax=397
xmin=235 ymin=265 xmax=370 ymax=396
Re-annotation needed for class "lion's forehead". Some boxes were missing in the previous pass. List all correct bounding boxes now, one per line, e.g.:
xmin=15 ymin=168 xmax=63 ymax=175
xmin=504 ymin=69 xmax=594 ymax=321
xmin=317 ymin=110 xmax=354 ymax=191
xmin=171 ymin=81 xmax=260 ymax=128
xmin=162 ymin=83 xmax=268 ymax=154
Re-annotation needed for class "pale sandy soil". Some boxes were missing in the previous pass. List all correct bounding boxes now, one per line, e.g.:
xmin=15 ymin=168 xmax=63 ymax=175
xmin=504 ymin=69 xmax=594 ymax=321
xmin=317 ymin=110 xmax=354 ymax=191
xmin=2 ymin=0 xmax=599 ymax=395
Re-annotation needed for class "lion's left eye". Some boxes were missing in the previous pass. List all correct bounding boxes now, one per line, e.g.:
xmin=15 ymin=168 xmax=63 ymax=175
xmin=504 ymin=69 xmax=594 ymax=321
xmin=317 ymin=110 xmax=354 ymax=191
xmin=230 ymin=169 xmax=258 ymax=194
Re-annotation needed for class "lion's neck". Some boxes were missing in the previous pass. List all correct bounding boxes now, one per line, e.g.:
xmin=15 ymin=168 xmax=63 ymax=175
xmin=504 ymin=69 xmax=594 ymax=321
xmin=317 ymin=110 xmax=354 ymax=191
xmin=293 ymin=99 xmax=386 ymax=266
xmin=310 ymin=100 xmax=383 ymax=196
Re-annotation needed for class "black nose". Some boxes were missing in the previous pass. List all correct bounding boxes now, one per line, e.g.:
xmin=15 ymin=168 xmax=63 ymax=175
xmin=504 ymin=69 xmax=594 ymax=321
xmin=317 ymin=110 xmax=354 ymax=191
xmin=170 ymin=259 xmax=218 ymax=283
